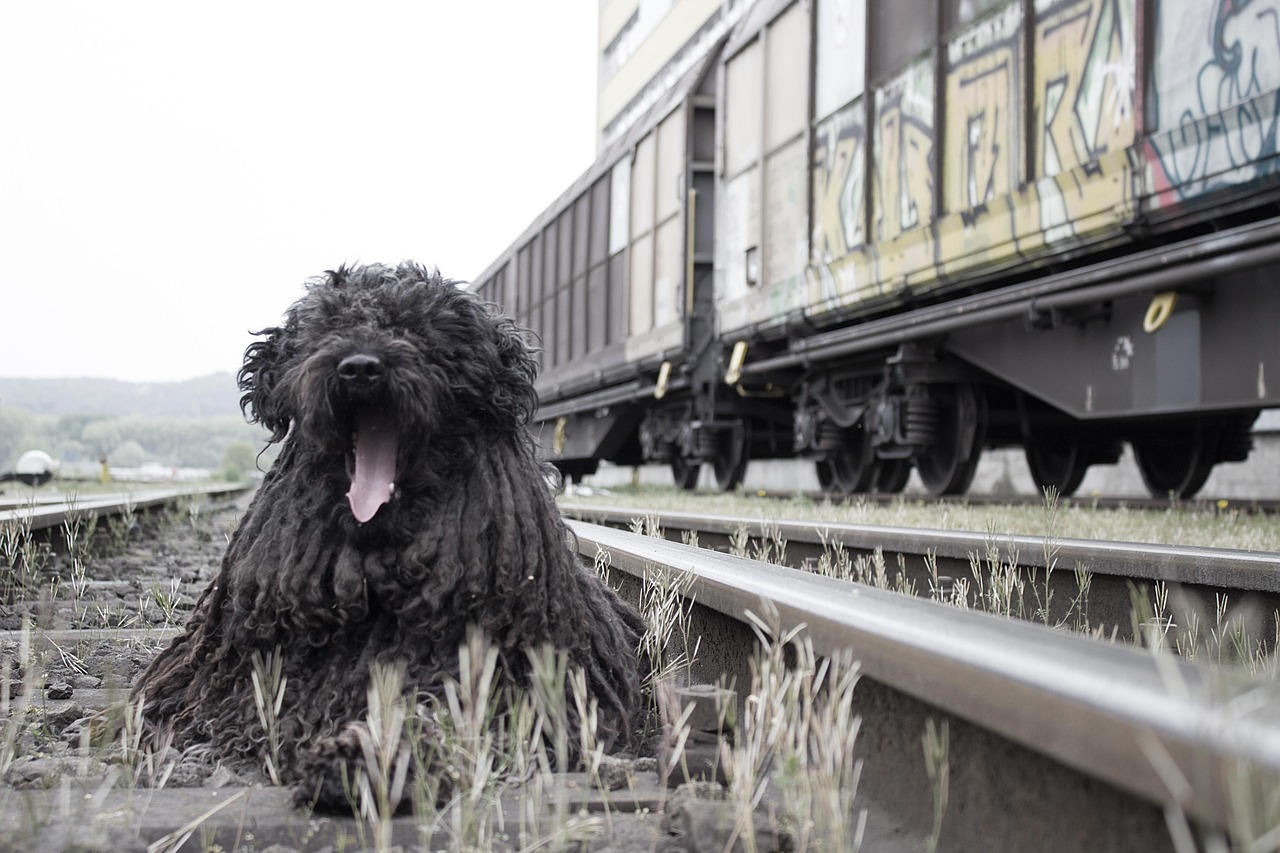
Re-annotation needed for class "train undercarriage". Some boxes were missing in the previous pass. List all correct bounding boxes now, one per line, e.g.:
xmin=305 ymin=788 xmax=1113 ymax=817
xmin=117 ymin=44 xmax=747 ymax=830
xmin=786 ymin=344 xmax=1257 ymax=499
xmin=624 ymin=334 xmax=1260 ymax=501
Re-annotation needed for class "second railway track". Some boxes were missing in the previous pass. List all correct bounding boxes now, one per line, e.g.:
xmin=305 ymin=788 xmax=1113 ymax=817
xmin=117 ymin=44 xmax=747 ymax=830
xmin=570 ymin=516 xmax=1280 ymax=852
xmin=562 ymin=500 xmax=1280 ymax=652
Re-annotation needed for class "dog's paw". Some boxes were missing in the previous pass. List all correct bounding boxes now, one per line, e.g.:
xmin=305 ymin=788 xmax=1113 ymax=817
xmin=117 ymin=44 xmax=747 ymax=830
xmin=293 ymin=722 xmax=437 ymax=814
xmin=292 ymin=727 xmax=366 ymax=811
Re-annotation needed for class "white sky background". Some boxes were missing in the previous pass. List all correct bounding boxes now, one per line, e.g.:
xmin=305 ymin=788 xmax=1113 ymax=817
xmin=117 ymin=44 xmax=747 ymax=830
xmin=0 ymin=2 xmax=599 ymax=383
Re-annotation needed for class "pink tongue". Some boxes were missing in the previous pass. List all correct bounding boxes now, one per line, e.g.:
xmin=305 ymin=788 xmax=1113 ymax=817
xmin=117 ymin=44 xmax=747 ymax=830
xmin=347 ymin=410 xmax=398 ymax=523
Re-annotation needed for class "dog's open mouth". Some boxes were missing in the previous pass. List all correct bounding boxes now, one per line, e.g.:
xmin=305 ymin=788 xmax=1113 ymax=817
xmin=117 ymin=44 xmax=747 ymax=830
xmin=346 ymin=408 xmax=399 ymax=523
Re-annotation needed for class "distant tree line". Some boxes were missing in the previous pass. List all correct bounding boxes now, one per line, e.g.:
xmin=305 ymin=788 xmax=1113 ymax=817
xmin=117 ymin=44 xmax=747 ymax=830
xmin=0 ymin=372 xmax=277 ymax=480
xmin=0 ymin=373 xmax=242 ymax=419
xmin=0 ymin=405 xmax=274 ymax=480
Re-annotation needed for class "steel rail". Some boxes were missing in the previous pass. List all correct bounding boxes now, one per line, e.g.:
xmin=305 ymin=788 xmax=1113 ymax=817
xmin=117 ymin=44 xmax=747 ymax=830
xmin=560 ymin=502 xmax=1280 ymax=594
xmin=0 ymin=483 xmax=250 ymax=532
xmin=570 ymin=519 xmax=1280 ymax=845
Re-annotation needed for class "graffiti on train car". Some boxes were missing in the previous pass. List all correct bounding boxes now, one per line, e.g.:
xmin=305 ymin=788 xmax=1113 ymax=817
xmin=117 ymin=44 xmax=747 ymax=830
xmin=871 ymin=59 xmax=937 ymax=288
xmin=808 ymin=0 xmax=1137 ymax=310
xmin=944 ymin=3 xmax=1023 ymax=215
xmin=809 ymin=102 xmax=868 ymax=305
xmin=936 ymin=3 xmax=1026 ymax=274
xmin=1147 ymin=0 xmax=1280 ymax=206
xmin=1034 ymin=0 xmax=1136 ymax=240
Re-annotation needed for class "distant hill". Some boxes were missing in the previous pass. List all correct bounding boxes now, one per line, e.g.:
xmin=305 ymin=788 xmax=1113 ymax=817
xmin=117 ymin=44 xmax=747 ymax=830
xmin=0 ymin=373 xmax=243 ymax=419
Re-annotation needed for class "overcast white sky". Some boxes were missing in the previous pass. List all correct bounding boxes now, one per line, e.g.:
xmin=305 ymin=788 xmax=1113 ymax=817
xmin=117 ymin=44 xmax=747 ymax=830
xmin=1 ymin=2 xmax=598 ymax=383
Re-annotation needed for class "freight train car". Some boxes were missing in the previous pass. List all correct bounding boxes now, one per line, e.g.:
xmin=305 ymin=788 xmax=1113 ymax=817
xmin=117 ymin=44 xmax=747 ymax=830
xmin=473 ymin=0 xmax=1280 ymax=499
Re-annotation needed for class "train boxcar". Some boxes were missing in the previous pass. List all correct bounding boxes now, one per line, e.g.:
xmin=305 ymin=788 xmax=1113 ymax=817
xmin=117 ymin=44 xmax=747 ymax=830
xmin=471 ymin=33 xmax=737 ymax=487
xmin=473 ymin=0 xmax=1280 ymax=499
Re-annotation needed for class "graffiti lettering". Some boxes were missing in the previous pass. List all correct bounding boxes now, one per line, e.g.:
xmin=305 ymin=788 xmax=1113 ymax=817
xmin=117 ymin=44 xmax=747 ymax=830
xmin=1148 ymin=0 xmax=1280 ymax=202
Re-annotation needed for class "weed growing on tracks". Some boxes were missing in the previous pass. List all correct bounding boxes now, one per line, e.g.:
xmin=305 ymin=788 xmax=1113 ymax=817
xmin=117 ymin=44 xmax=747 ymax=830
xmin=723 ymin=603 xmax=867 ymax=852
xmin=1131 ymin=579 xmax=1280 ymax=681
xmin=0 ymin=619 xmax=36 ymax=782
xmin=250 ymin=647 xmax=288 ymax=786
xmin=640 ymin=563 xmax=700 ymax=693
xmin=101 ymin=494 xmax=137 ymax=557
xmin=1 ymin=504 xmax=47 ymax=606
xmin=61 ymin=494 xmax=99 ymax=627
xmin=922 ymin=718 xmax=950 ymax=853
xmin=346 ymin=660 xmax=413 ymax=852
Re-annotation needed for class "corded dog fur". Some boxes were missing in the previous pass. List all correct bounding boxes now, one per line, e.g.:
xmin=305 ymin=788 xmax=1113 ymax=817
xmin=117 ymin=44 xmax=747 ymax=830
xmin=131 ymin=262 xmax=645 ymax=804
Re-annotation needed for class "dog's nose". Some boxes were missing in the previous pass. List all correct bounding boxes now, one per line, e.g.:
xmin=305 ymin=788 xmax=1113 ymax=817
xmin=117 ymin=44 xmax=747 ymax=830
xmin=337 ymin=353 xmax=385 ymax=388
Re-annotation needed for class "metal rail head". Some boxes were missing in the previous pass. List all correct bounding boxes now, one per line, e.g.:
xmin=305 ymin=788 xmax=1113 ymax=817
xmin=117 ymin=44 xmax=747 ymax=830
xmin=0 ymin=483 xmax=250 ymax=532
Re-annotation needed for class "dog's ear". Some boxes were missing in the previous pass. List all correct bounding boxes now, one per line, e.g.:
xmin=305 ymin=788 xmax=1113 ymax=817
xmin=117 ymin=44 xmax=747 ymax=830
xmin=238 ymin=327 xmax=292 ymax=442
xmin=485 ymin=314 xmax=539 ymax=429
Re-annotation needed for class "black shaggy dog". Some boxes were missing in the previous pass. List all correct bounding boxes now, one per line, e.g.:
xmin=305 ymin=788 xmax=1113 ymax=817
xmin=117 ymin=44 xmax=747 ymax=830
xmin=131 ymin=261 xmax=645 ymax=803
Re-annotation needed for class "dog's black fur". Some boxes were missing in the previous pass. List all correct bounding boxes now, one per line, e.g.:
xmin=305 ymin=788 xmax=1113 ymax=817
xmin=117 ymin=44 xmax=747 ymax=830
xmin=131 ymin=262 xmax=645 ymax=803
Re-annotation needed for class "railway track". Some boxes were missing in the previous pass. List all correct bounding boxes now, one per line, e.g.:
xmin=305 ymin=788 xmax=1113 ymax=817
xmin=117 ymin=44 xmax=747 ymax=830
xmin=562 ymin=501 xmax=1280 ymax=651
xmin=0 ymin=483 xmax=250 ymax=534
xmin=792 ymin=489 xmax=1280 ymax=516
xmin=2 ymin=489 xmax=1274 ymax=849
xmin=570 ymin=519 xmax=1280 ymax=852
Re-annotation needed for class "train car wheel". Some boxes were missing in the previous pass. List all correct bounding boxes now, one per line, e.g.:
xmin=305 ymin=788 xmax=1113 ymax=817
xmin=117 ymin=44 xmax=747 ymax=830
xmin=872 ymin=458 xmax=912 ymax=494
xmin=671 ymin=457 xmax=701 ymax=491
xmin=913 ymin=384 xmax=987 ymax=497
xmin=816 ymin=459 xmax=840 ymax=494
xmin=1132 ymin=425 xmax=1215 ymax=499
xmin=829 ymin=426 xmax=876 ymax=494
xmin=713 ymin=422 xmax=751 ymax=491
xmin=1025 ymin=437 xmax=1089 ymax=497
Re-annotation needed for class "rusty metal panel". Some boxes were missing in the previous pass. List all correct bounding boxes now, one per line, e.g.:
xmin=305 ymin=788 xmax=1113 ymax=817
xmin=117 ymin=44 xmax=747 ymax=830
xmin=815 ymin=0 xmax=867 ymax=121
xmin=725 ymin=37 xmax=763 ymax=178
xmin=871 ymin=0 xmax=936 ymax=78
xmin=764 ymin=1 xmax=810 ymax=152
